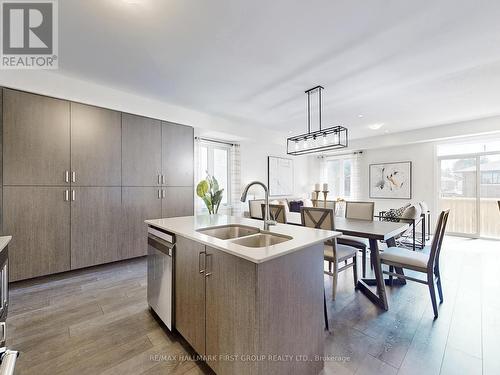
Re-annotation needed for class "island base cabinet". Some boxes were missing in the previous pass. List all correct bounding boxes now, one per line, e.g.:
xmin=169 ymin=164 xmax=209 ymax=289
xmin=175 ymin=236 xmax=206 ymax=356
xmin=174 ymin=236 xmax=324 ymax=375
xmin=255 ymin=244 xmax=325 ymax=375
xmin=205 ymin=246 xmax=258 ymax=375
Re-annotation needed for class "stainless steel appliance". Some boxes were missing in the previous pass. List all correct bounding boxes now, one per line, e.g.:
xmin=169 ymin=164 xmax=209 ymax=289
xmin=147 ymin=226 xmax=175 ymax=330
xmin=0 ymin=245 xmax=18 ymax=375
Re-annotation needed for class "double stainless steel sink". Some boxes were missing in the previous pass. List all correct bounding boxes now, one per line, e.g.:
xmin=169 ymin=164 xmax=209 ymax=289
xmin=196 ymin=224 xmax=292 ymax=248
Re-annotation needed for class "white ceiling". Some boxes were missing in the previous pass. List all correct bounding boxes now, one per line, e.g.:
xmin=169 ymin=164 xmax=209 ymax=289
xmin=59 ymin=0 xmax=500 ymax=139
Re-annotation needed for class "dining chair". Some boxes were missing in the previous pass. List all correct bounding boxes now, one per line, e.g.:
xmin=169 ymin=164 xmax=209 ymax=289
xmin=261 ymin=204 xmax=287 ymax=224
xmin=379 ymin=209 xmax=450 ymax=319
xmin=337 ymin=201 xmax=375 ymax=277
xmin=300 ymin=207 xmax=358 ymax=300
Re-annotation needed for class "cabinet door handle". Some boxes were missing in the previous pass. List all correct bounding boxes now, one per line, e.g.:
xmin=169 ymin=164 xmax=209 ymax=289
xmin=161 ymin=175 xmax=165 ymax=185
xmin=71 ymin=171 xmax=76 ymax=183
xmin=198 ymin=252 xmax=205 ymax=274
xmin=64 ymin=190 xmax=70 ymax=202
xmin=157 ymin=174 xmax=161 ymax=185
xmin=72 ymin=190 xmax=76 ymax=201
xmin=157 ymin=189 xmax=161 ymax=199
xmin=161 ymin=189 xmax=166 ymax=199
xmin=205 ymin=253 xmax=213 ymax=277
xmin=65 ymin=170 xmax=70 ymax=183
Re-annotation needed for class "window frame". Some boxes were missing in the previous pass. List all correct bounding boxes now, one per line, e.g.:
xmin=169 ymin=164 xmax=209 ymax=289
xmin=198 ymin=141 xmax=231 ymax=206
xmin=322 ymin=156 xmax=353 ymax=199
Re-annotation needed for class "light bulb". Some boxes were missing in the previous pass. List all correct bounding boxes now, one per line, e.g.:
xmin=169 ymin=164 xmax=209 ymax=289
xmin=303 ymin=138 xmax=308 ymax=149
xmin=322 ymin=133 xmax=328 ymax=146
xmin=333 ymin=132 xmax=339 ymax=144
xmin=294 ymin=140 xmax=299 ymax=151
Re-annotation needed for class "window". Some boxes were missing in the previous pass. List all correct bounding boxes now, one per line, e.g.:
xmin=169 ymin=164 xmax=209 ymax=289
xmin=197 ymin=142 xmax=231 ymax=205
xmin=323 ymin=158 xmax=353 ymax=199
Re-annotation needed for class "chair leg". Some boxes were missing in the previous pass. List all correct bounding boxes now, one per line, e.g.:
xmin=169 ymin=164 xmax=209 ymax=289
xmin=328 ymin=261 xmax=332 ymax=273
xmin=434 ymin=264 xmax=443 ymax=303
xmin=427 ymin=272 xmax=439 ymax=319
xmin=361 ymin=247 xmax=366 ymax=278
xmin=388 ymin=265 xmax=394 ymax=286
xmin=332 ymin=260 xmax=338 ymax=300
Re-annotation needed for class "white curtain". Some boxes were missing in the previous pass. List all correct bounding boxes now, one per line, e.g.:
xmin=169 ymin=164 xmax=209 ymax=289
xmin=229 ymin=144 xmax=242 ymax=215
xmin=351 ymin=152 xmax=362 ymax=200
xmin=194 ymin=137 xmax=204 ymax=214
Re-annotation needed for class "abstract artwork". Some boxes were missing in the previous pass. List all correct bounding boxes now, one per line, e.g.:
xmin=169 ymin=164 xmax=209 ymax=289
xmin=268 ymin=156 xmax=294 ymax=196
xmin=369 ymin=161 xmax=412 ymax=199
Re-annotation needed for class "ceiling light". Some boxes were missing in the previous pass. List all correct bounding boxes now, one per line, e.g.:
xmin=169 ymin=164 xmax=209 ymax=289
xmin=287 ymin=86 xmax=348 ymax=155
xmin=358 ymin=114 xmax=364 ymax=118
xmin=368 ymin=123 xmax=384 ymax=130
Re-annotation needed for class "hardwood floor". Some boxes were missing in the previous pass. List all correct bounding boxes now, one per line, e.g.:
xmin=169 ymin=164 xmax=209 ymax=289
xmin=7 ymin=236 xmax=499 ymax=374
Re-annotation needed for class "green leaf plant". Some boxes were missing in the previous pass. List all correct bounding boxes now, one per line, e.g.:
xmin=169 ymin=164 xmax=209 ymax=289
xmin=196 ymin=173 xmax=224 ymax=214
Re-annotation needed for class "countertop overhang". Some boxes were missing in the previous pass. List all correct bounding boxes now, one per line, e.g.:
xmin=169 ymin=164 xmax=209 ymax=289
xmin=145 ymin=215 xmax=341 ymax=263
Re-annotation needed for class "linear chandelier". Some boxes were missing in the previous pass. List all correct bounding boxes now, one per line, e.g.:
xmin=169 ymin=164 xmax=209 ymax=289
xmin=287 ymin=85 xmax=348 ymax=155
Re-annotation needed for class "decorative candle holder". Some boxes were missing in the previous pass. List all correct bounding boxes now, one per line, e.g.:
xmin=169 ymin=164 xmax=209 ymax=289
xmin=322 ymin=191 xmax=329 ymax=208
xmin=313 ymin=190 xmax=321 ymax=207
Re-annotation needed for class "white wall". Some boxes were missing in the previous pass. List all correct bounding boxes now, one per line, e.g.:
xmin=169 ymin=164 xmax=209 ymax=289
xmin=239 ymin=139 xmax=309 ymax=199
xmin=358 ymin=143 xmax=437 ymax=219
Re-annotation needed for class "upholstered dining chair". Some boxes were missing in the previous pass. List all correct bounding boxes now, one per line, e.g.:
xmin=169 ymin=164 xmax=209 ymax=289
xmin=380 ymin=209 xmax=450 ymax=319
xmin=261 ymin=204 xmax=287 ymax=224
xmin=337 ymin=201 xmax=375 ymax=277
xmin=300 ymin=207 xmax=358 ymax=300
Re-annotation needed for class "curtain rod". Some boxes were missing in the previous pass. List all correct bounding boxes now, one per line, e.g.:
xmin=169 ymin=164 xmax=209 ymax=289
xmin=195 ymin=137 xmax=236 ymax=147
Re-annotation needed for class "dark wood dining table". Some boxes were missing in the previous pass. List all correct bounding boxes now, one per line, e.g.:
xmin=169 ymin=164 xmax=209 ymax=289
xmin=334 ymin=217 xmax=410 ymax=311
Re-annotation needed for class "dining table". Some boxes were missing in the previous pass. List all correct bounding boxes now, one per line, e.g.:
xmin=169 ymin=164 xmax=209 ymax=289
xmin=333 ymin=217 xmax=410 ymax=311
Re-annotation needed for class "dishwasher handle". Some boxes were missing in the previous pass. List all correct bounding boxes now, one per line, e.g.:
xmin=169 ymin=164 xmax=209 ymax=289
xmin=147 ymin=235 xmax=175 ymax=256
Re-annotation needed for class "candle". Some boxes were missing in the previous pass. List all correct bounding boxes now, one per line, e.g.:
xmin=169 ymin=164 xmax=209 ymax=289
xmin=323 ymin=183 xmax=329 ymax=191
xmin=314 ymin=183 xmax=321 ymax=191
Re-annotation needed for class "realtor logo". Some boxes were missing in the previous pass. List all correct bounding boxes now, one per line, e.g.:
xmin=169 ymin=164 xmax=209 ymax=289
xmin=1 ymin=0 xmax=58 ymax=69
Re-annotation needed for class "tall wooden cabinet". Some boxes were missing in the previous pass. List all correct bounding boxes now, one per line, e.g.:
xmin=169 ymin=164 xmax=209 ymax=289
xmin=122 ymin=114 xmax=162 ymax=187
xmin=3 ymin=89 xmax=70 ymax=186
xmin=1 ymin=88 xmax=194 ymax=281
xmin=162 ymin=122 xmax=194 ymax=187
xmin=121 ymin=187 xmax=162 ymax=259
xmin=70 ymin=103 xmax=122 ymax=186
xmin=3 ymin=187 xmax=71 ymax=281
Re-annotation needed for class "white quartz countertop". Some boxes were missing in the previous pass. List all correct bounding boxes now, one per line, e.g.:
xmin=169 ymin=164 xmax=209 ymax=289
xmin=0 ymin=236 xmax=12 ymax=253
xmin=145 ymin=215 xmax=341 ymax=263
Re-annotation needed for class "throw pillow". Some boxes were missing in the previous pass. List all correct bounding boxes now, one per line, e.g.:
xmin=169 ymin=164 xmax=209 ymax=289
xmin=401 ymin=204 xmax=422 ymax=220
xmin=289 ymin=200 xmax=304 ymax=213
xmin=382 ymin=203 xmax=410 ymax=222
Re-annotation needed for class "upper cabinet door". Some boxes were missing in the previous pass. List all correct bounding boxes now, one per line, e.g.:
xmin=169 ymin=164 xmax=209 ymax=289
xmin=122 ymin=113 xmax=162 ymax=186
xmin=162 ymin=122 xmax=194 ymax=187
xmin=71 ymin=103 xmax=121 ymax=186
xmin=3 ymin=89 xmax=70 ymax=186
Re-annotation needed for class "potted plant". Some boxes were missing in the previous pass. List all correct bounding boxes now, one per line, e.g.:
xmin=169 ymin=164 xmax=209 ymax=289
xmin=196 ymin=174 xmax=224 ymax=214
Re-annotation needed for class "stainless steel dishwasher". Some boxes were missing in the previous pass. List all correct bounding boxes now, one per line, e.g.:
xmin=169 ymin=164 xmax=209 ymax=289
xmin=147 ymin=226 xmax=175 ymax=330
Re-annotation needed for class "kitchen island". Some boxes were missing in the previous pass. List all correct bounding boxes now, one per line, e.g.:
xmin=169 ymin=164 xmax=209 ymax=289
xmin=145 ymin=215 xmax=340 ymax=375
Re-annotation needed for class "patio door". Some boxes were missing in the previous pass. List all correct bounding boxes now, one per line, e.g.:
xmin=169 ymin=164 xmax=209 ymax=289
xmin=439 ymin=153 xmax=500 ymax=239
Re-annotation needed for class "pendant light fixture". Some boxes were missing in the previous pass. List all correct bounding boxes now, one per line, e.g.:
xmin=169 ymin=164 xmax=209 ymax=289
xmin=287 ymin=86 xmax=348 ymax=155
